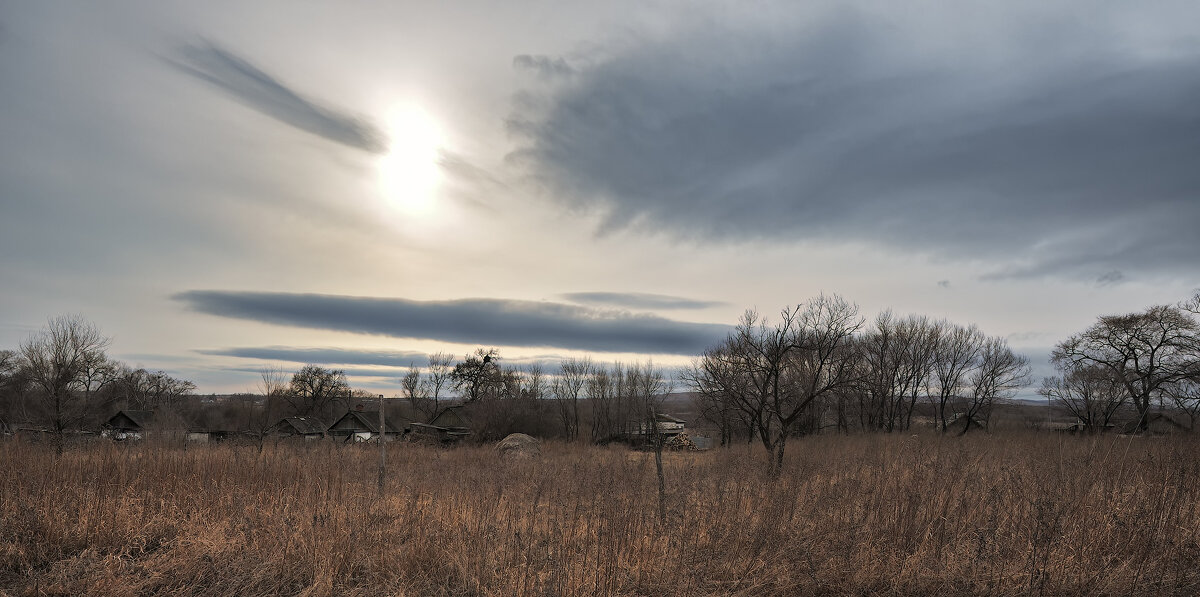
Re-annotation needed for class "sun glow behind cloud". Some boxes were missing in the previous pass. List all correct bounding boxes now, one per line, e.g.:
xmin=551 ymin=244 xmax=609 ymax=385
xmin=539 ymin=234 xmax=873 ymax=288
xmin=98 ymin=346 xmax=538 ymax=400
xmin=377 ymin=105 xmax=443 ymax=215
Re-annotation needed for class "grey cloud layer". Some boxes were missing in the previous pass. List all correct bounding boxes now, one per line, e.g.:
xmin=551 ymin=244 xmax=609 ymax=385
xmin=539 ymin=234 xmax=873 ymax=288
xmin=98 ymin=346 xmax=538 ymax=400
xmin=198 ymin=346 xmax=430 ymax=367
xmin=508 ymin=9 xmax=1200 ymax=280
xmin=176 ymin=291 xmax=732 ymax=355
xmin=561 ymin=291 xmax=724 ymax=310
xmin=513 ymin=54 xmax=576 ymax=80
xmin=209 ymin=347 xmax=572 ymax=376
xmin=169 ymin=41 xmax=386 ymax=153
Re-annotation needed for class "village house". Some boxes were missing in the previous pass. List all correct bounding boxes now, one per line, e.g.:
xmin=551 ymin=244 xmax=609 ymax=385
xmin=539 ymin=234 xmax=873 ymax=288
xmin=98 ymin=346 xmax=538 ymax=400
xmin=1125 ymin=412 xmax=1191 ymax=435
xmin=429 ymin=405 xmax=471 ymax=434
xmin=102 ymin=410 xmax=156 ymax=441
xmin=327 ymin=408 xmax=407 ymax=442
xmin=269 ymin=416 xmax=327 ymax=440
xmin=103 ymin=409 xmax=188 ymax=441
xmin=407 ymin=405 xmax=472 ymax=444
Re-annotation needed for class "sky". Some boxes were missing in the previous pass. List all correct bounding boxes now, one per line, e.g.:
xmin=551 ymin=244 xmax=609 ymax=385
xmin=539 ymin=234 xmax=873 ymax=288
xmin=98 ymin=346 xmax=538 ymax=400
xmin=2 ymin=1 xmax=1198 ymax=395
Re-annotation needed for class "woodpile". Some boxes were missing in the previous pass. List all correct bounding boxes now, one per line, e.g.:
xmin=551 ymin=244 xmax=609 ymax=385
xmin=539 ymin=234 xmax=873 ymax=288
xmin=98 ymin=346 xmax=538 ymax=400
xmin=663 ymin=432 xmax=699 ymax=451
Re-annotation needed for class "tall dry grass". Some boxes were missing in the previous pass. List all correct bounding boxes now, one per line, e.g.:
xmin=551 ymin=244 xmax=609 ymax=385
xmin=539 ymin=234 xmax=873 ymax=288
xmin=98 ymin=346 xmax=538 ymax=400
xmin=2 ymin=433 xmax=1199 ymax=596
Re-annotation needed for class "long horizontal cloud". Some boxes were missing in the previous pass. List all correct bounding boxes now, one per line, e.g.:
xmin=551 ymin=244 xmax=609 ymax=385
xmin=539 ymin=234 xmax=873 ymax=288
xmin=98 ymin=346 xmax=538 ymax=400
xmin=198 ymin=346 xmax=431 ymax=367
xmin=561 ymin=291 xmax=724 ymax=310
xmin=175 ymin=291 xmax=732 ymax=355
xmin=210 ymin=347 xmax=575 ymax=376
xmin=508 ymin=7 xmax=1200 ymax=280
xmin=168 ymin=40 xmax=386 ymax=153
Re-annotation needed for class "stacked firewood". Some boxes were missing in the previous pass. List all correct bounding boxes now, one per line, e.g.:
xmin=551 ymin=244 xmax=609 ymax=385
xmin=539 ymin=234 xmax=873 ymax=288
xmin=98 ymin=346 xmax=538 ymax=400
xmin=663 ymin=432 xmax=698 ymax=451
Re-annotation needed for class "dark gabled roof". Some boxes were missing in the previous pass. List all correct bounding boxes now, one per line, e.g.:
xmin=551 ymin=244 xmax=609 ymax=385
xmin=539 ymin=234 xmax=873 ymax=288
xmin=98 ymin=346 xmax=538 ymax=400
xmin=429 ymin=405 xmax=470 ymax=429
xmin=329 ymin=410 xmax=406 ymax=434
xmin=274 ymin=416 xmax=326 ymax=435
xmin=1124 ymin=413 xmax=1190 ymax=433
xmin=655 ymin=413 xmax=686 ymax=424
xmin=106 ymin=410 xmax=156 ymax=430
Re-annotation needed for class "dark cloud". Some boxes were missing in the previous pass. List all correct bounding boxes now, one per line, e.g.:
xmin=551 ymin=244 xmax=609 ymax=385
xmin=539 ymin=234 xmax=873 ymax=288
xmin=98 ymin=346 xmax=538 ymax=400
xmin=508 ymin=10 xmax=1200 ymax=280
xmin=1094 ymin=271 xmax=1125 ymax=287
xmin=223 ymin=364 xmax=408 ymax=382
xmin=211 ymin=349 xmax=614 ymax=378
xmin=937 ymin=280 xmax=951 ymax=288
xmin=175 ymin=291 xmax=732 ymax=355
xmin=513 ymin=54 xmax=575 ymax=80
xmin=561 ymin=291 xmax=724 ymax=310
xmin=168 ymin=40 xmax=386 ymax=153
xmin=198 ymin=346 xmax=430 ymax=367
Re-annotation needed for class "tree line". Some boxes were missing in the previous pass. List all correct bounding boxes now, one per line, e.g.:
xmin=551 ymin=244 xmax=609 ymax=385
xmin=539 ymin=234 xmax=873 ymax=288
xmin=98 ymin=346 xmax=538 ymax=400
xmin=399 ymin=348 xmax=673 ymax=443
xmin=1045 ymin=293 xmax=1200 ymax=433
xmin=0 ymin=314 xmax=195 ymax=452
xmin=686 ymin=292 xmax=1200 ymax=472
xmin=686 ymin=294 xmax=1029 ymax=475
xmin=4 ymin=292 xmax=1198 ymax=457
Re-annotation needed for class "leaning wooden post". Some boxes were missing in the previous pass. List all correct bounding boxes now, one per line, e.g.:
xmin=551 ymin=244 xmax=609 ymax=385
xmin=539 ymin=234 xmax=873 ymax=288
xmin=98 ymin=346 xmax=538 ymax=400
xmin=378 ymin=394 xmax=386 ymax=495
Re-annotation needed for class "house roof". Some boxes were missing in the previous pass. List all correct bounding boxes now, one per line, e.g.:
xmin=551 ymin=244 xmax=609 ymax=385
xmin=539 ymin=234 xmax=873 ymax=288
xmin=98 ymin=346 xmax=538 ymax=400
xmin=656 ymin=413 xmax=686 ymax=424
xmin=276 ymin=416 xmax=327 ymax=435
xmin=430 ymin=405 xmax=470 ymax=429
xmin=106 ymin=410 xmax=156 ymax=430
xmin=1124 ymin=412 xmax=1190 ymax=433
xmin=330 ymin=410 xmax=406 ymax=434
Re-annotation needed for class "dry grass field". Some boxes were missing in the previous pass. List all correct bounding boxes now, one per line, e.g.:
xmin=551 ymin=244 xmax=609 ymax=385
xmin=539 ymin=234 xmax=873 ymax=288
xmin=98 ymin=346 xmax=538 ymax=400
xmin=2 ymin=433 xmax=1199 ymax=596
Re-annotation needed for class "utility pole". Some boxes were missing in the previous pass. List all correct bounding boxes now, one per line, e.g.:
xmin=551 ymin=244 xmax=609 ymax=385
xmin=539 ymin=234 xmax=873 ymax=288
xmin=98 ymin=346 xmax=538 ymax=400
xmin=378 ymin=394 xmax=386 ymax=495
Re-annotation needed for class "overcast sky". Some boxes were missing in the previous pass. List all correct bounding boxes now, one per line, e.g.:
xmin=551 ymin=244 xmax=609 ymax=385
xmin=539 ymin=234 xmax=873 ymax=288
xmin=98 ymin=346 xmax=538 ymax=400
xmin=2 ymin=1 xmax=1198 ymax=394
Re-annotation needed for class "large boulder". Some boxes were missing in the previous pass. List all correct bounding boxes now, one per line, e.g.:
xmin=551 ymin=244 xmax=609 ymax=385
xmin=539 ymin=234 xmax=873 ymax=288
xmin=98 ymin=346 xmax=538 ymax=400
xmin=496 ymin=433 xmax=541 ymax=459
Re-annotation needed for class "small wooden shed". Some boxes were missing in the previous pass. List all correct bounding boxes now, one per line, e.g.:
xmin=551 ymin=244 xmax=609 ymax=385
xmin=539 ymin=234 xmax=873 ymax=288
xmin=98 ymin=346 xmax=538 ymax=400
xmin=629 ymin=413 xmax=687 ymax=438
xmin=429 ymin=406 xmax=471 ymax=434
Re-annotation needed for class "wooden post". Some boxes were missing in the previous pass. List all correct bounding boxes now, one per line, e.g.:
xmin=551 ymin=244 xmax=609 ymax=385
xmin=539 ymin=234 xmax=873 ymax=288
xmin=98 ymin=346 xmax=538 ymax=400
xmin=378 ymin=394 xmax=386 ymax=495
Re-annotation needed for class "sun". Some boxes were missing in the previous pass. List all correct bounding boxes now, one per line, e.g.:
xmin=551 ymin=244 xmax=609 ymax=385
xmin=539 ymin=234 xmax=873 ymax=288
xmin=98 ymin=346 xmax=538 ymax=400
xmin=377 ymin=106 xmax=443 ymax=214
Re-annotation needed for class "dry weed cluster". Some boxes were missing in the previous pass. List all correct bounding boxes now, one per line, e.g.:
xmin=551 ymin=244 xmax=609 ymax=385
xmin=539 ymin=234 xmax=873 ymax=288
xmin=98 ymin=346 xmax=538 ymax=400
xmin=2 ymin=433 xmax=1199 ymax=596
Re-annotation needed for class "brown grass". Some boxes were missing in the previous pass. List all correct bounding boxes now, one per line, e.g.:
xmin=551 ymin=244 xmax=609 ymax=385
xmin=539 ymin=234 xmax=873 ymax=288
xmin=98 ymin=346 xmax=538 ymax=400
xmin=2 ymin=433 xmax=1199 ymax=596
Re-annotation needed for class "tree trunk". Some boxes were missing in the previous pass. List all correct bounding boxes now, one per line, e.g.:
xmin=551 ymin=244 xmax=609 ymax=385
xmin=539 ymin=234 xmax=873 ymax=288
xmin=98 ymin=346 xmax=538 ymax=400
xmin=939 ymin=395 xmax=950 ymax=433
xmin=770 ymin=432 xmax=787 ymax=479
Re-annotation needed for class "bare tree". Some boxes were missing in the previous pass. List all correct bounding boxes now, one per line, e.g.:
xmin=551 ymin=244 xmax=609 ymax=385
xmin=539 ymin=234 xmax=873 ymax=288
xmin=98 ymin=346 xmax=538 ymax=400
xmin=426 ymin=351 xmax=454 ymax=415
xmin=587 ymin=364 xmax=617 ymax=441
xmin=78 ymin=351 xmax=119 ymax=411
xmin=0 ymin=350 xmax=18 ymax=378
xmin=630 ymin=361 xmax=672 ymax=525
xmin=957 ymin=337 xmax=1029 ymax=435
xmin=244 ymin=365 xmax=289 ymax=448
xmin=769 ymin=294 xmax=864 ymax=472
xmin=1040 ymin=364 xmax=1128 ymax=432
xmin=855 ymin=312 xmax=941 ymax=432
xmin=0 ymin=350 xmax=24 ymax=433
xmin=1164 ymin=376 xmax=1200 ymax=431
xmin=708 ymin=310 xmax=784 ymax=453
xmin=685 ymin=314 xmax=774 ymax=446
xmin=692 ymin=296 xmax=864 ymax=477
xmin=451 ymin=349 xmax=502 ymax=403
xmin=286 ymin=364 xmax=350 ymax=421
xmin=525 ymin=363 xmax=548 ymax=401
xmin=688 ymin=360 xmax=743 ymax=446
xmin=1169 ymin=292 xmax=1200 ymax=430
xmin=401 ymin=366 xmax=436 ymax=419
xmin=1052 ymin=304 xmax=1199 ymax=433
xmin=113 ymin=366 xmax=196 ymax=411
xmin=552 ymin=357 xmax=592 ymax=440
xmin=929 ymin=323 xmax=985 ymax=433
xmin=19 ymin=315 xmax=111 ymax=452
